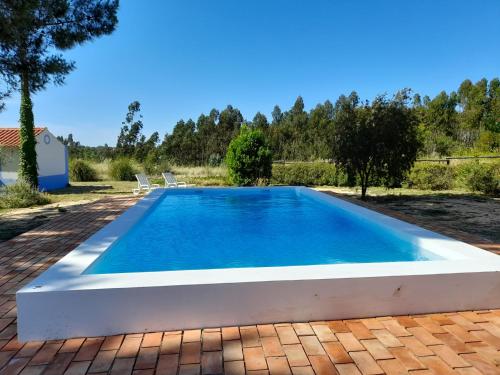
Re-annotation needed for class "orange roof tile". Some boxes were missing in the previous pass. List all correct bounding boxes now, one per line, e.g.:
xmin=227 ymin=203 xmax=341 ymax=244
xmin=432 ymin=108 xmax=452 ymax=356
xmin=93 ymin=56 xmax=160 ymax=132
xmin=0 ymin=127 xmax=46 ymax=147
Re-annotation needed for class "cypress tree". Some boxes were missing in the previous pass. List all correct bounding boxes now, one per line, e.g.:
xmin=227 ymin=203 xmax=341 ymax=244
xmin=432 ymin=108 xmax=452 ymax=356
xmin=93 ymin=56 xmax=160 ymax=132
xmin=19 ymin=75 xmax=38 ymax=187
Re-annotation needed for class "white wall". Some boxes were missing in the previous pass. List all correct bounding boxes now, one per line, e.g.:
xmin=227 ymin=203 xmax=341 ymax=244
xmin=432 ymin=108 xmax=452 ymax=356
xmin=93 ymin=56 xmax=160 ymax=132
xmin=0 ymin=147 xmax=19 ymax=185
xmin=0 ymin=129 xmax=67 ymax=186
xmin=35 ymin=129 xmax=66 ymax=177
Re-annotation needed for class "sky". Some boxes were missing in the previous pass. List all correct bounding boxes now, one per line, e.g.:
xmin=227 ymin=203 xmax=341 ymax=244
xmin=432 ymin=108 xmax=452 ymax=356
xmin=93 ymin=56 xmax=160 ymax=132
xmin=1 ymin=0 xmax=499 ymax=146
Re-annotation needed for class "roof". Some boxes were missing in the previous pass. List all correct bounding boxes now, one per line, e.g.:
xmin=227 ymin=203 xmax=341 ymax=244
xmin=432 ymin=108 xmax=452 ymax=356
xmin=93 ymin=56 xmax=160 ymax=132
xmin=0 ymin=127 xmax=46 ymax=147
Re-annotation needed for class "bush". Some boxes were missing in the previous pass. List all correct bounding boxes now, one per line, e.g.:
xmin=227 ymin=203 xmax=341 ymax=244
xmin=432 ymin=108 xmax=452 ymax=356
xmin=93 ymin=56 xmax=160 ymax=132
xmin=109 ymin=158 xmax=137 ymax=181
xmin=456 ymin=161 xmax=499 ymax=195
xmin=408 ymin=163 xmax=454 ymax=190
xmin=69 ymin=159 xmax=98 ymax=181
xmin=208 ymin=153 xmax=223 ymax=167
xmin=143 ymin=153 xmax=171 ymax=176
xmin=271 ymin=162 xmax=346 ymax=186
xmin=0 ymin=179 xmax=51 ymax=209
xmin=225 ymin=127 xmax=272 ymax=186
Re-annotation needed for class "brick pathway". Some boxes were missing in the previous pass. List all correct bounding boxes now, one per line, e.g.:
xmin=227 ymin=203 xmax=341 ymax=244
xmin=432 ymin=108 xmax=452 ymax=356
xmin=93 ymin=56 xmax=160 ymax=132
xmin=0 ymin=195 xmax=499 ymax=375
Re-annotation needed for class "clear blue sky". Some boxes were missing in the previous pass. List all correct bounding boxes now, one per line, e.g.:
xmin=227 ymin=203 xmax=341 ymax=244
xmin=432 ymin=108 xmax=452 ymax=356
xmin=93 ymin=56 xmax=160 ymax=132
xmin=1 ymin=0 xmax=499 ymax=146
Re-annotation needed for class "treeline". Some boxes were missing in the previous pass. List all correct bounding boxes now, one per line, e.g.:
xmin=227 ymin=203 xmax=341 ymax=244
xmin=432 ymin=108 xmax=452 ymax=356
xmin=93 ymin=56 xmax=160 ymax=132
xmin=60 ymin=78 xmax=499 ymax=165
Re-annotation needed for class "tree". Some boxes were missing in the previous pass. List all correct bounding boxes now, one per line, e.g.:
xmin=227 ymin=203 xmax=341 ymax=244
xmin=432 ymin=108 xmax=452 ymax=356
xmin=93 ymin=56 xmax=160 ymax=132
xmin=161 ymin=119 xmax=198 ymax=165
xmin=307 ymin=100 xmax=335 ymax=160
xmin=216 ymin=105 xmax=243 ymax=158
xmin=225 ymin=126 xmax=272 ymax=186
xmin=424 ymin=91 xmax=458 ymax=137
xmin=116 ymin=101 xmax=143 ymax=157
xmin=135 ymin=131 xmax=159 ymax=162
xmin=0 ymin=84 xmax=9 ymax=112
xmin=271 ymin=105 xmax=283 ymax=124
xmin=332 ymin=90 xmax=419 ymax=199
xmin=0 ymin=0 xmax=119 ymax=187
xmin=196 ymin=110 xmax=219 ymax=164
xmin=281 ymin=96 xmax=309 ymax=160
xmin=486 ymin=78 xmax=500 ymax=133
xmin=251 ymin=112 xmax=269 ymax=131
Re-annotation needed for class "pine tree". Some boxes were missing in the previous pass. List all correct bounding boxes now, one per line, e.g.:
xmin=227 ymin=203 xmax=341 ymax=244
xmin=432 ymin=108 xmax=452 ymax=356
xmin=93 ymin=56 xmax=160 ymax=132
xmin=0 ymin=0 xmax=119 ymax=187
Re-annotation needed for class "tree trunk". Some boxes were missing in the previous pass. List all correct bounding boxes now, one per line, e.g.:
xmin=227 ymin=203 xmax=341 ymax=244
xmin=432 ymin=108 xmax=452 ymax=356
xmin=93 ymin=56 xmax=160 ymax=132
xmin=360 ymin=172 xmax=368 ymax=200
xmin=19 ymin=72 xmax=38 ymax=188
xmin=361 ymin=183 xmax=367 ymax=200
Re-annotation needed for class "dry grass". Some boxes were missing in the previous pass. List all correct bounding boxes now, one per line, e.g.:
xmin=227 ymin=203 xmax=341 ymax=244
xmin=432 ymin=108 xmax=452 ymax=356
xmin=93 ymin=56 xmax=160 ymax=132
xmin=171 ymin=165 xmax=227 ymax=178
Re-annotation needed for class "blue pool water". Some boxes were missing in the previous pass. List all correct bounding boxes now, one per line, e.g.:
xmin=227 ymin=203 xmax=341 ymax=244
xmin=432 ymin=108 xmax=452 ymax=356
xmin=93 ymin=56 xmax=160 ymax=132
xmin=84 ymin=187 xmax=438 ymax=274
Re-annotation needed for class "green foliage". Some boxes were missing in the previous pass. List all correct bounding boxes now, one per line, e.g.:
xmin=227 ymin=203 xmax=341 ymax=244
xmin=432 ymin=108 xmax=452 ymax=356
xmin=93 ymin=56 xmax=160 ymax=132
xmin=116 ymin=101 xmax=150 ymax=158
xmin=0 ymin=0 xmax=118 ymax=187
xmin=58 ymin=134 xmax=114 ymax=161
xmin=135 ymin=132 xmax=159 ymax=162
xmin=18 ymin=86 xmax=38 ymax=187
xmin=0 ymin=1 xmax=118 ymax=93
xmin=0 ymin=179 xmax=50 ymax=209
xmin=408 ymin=164 xmax=454 ymax=190
xmin=475 ymin=131 xmax=500 ymax=153
xmin=271 ymin=163 xmax=346 ymax=186
xmin=69 ymin=160 xmax=98 ymax=182
xmin=208 ymin=153 xmax=223 ymax=167
xmin=109 ymin=158 xmax=137 ymax=181
xmin=142 ymin=152 xmax=171 ymax=176
xmin=456 ymin=161 xmax=499 ymax=195
xmin=54 ymin=77 xmax=498 ymax=167
xmin=225 ymin=127 xmax=272 ymax=186
xmin=0 ymin=85 xmax=9 ymax=112
xmin=416 ymin=78 xmax=500 ymax=155
xmin=160 ymin=105 xmax=243 ymax=166
xmin=332 ymin=90 xmax=420 ymax=198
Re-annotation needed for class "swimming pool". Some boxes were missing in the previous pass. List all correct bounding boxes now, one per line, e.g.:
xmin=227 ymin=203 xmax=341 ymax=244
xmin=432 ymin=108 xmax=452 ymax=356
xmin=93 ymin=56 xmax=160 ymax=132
xmin=17 ymin=187 xmax=500 ymax=341
xmin=84 ymin=188 xmax=439 ymax=274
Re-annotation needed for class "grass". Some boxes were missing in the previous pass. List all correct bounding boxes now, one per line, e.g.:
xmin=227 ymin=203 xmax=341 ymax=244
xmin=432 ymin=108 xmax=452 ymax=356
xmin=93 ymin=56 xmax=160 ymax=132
xmin=171 ymin=165 xmax=227 ymax=178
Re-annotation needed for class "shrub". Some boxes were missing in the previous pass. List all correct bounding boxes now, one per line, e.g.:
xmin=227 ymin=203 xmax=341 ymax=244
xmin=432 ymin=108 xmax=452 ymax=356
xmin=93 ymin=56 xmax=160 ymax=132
xmin=433 ymin=134 xmax=455 ymax=157
xmin=271 ymin=162 xmax=346 ymax=186
xmin=225 ymin=127 xmax=272 ymax=186
xmin=0 ymin=179 xmax=51 ymax=209
xmin=208 ymin=153 xmax=223 ymax=167
xmin=143 ymin=153 xmax=171 ymax=176
xmin=69 ymin=159 xmax=98 ymax=181
xmin=475 ymin=131 xmax=500 ymax=153
xmin=457 ymin=161 xmax=499 ymax=195
xmin=109 ymin=158 xmax=137 ymax=181
xmin=408 ymin=163 xmax=454 ymax=190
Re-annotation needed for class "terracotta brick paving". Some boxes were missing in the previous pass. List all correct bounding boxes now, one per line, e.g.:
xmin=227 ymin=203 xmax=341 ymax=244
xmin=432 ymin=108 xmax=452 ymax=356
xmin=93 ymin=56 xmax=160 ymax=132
xmin=0 ymin=195 xmax=499 ymax=374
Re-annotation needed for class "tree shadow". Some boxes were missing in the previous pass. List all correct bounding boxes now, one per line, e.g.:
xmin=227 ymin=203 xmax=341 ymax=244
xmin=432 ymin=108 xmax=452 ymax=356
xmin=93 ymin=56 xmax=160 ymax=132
xmin=0 ymin=196 xmax=135 ymax=243
xmin=49 ymin=184 xmax=123 ymax=196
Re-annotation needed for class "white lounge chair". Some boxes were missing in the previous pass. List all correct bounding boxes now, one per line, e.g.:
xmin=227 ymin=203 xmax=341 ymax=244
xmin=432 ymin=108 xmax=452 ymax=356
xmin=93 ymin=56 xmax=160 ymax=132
xmin=133 ymin=173 xmax=160 ymax=195
xmin=162 ymin=172 xmax=189 ymax=188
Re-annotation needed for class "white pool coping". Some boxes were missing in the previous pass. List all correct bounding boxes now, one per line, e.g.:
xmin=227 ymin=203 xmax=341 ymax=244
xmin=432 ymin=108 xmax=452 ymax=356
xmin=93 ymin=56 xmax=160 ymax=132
xmin=17 ymin=187 xmax=500 ymax=341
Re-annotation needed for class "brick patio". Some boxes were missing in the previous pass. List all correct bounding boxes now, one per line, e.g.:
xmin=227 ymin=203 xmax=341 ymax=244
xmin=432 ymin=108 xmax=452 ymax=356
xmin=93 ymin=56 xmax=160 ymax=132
xmin=0 ymin=195 xmax=499 ymax=375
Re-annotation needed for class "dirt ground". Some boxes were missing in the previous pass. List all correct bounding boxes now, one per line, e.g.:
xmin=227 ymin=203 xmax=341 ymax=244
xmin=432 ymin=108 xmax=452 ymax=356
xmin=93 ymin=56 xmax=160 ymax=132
xmin=366 ymin=195 xmax=499 ymax=242
xmin=319 ymin=187 xmax=500 ymax=244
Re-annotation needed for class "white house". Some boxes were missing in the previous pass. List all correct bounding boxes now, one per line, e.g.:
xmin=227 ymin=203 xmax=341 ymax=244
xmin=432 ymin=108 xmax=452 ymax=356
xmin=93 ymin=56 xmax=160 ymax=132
xmin=0 ymin=127 xmax=68 ymax=191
